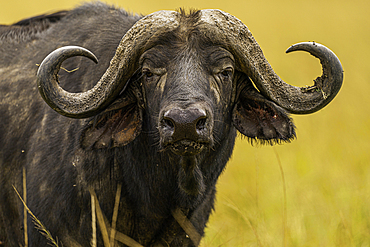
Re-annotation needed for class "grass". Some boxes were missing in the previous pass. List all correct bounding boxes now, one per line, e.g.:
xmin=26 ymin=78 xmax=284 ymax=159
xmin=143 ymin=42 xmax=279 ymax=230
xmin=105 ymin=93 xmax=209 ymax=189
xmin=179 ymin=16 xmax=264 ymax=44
xmin=201 ymin=122 xmax=370 ymax=246
xmin=15 ymin=172 xmax=144 ymax=247
xmin=13 ymin=169 xmax=59 ymax=247
xmin=16 ymin=177 xmax=200 ymax=246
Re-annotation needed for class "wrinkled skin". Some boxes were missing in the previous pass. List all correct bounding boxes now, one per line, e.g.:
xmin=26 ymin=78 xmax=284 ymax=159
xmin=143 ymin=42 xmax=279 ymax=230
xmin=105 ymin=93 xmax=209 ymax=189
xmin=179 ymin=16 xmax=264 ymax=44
xmin=0 ymin=3 xmax=296 ymax=246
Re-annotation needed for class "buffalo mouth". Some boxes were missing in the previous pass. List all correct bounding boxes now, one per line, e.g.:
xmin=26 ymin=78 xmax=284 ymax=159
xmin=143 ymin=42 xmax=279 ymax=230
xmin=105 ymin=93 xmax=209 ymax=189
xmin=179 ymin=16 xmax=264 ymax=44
xmin=166 ymin=140 xmax=207 ymax=156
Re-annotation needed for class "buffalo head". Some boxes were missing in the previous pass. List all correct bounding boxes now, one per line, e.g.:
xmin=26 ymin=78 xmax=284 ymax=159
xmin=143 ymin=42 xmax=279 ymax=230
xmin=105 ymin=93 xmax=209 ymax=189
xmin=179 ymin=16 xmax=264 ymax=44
xmin=36 ymin=9 xmax=343 ymax=196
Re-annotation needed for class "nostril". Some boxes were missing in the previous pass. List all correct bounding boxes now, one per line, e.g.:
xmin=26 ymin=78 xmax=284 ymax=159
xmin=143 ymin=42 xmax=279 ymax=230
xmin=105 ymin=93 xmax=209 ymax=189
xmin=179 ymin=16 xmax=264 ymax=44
xmin=196 ymin=117 xmax=207 ymax=130
xmin=162 ymin=118 xmax=175 ymax=129
xmin=162 ymin=108 xmax=208 ymax=140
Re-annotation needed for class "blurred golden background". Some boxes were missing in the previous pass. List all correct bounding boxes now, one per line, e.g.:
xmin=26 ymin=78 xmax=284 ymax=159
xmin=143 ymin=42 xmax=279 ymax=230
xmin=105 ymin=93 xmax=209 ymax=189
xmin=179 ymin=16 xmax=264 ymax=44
xmin=1 ymin=0 xmax=369 ymax=246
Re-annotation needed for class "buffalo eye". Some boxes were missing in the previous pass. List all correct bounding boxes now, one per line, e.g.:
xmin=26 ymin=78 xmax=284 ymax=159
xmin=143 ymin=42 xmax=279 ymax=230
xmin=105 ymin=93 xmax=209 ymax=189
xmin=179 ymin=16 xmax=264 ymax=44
xmin=142 ymin=68 xmax=154 ymax=79
xmin=219 ymin=67 xmax=233 ymax=82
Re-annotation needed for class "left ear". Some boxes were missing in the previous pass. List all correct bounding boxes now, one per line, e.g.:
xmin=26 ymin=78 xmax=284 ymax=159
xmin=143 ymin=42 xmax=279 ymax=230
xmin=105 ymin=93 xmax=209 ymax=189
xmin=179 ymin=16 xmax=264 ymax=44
xmin=232 ymin=77 xmax=296 ymax=144
xmin=80 ymin=94 xmax=142 ymax=149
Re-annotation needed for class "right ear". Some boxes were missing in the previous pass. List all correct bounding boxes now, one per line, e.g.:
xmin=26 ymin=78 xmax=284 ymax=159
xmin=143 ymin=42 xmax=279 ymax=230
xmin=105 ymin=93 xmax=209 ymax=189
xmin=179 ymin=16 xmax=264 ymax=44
xmin=232 ymin=75 xmax=296 ymax=144
xmin=80 ymin=94 xmax=142 ymax=149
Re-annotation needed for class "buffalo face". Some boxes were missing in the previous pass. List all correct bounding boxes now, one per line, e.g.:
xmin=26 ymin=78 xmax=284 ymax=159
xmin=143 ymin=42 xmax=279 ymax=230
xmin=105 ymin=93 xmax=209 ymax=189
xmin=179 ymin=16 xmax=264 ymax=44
xmin=136 ymin=37 xmax=240 ymax=196
xmin=141 ymin=43 xmax=236 ymax=157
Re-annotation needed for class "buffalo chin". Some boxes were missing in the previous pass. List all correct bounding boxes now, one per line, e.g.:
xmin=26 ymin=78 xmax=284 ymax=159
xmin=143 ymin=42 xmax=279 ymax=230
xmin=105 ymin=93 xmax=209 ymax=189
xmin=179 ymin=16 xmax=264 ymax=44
xmin=178 ymin=156 xmax=206 ymax=197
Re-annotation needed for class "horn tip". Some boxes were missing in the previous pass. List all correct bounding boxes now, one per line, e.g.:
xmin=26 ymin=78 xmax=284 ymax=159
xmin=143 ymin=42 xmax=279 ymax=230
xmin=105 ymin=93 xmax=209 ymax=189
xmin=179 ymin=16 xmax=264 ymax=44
xmin=285 ymin=41 xmax=321 ymax=53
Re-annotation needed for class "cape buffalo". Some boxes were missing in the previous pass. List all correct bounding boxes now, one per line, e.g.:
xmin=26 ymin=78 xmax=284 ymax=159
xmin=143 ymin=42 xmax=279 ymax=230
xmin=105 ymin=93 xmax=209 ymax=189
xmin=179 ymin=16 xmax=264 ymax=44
xmin=0 ymin=2 xmax=343 ymax=246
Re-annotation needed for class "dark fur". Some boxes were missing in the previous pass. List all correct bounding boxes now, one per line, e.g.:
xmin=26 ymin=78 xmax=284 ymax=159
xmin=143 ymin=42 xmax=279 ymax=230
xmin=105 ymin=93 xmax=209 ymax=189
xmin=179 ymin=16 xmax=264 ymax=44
xmin=0 ymin=3 xmax=295 ymax=246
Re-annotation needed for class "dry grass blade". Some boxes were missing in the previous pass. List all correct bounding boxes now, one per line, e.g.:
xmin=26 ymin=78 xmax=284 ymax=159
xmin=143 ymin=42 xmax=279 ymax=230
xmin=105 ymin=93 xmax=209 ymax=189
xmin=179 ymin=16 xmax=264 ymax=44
xmin=172 ymin=208 xmax=201 ymax=246
xmin=89 ymin=188 xmax=111 ymax=247
xmin=60 ymin=67 xmax=79 ymax=73
xmin=89 ymin=187 xmax=144 ymax=247
xmin=91 ymin=193 xmax=97 ymax=247
xmin=114 ymin=231 xmax=144 ymax=247
xmin=35 ymin=64 xmax=78 ymax=73
xmin=13 ymin=185 xmax=59 ymax=247
xmin=110 ymin=184 xmax=122 ymax=246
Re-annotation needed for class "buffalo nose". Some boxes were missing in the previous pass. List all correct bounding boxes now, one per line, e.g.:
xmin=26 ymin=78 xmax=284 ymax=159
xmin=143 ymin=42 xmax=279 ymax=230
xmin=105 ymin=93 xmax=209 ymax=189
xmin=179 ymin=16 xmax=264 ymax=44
xmin=162 ymin=108 xmax=207 ymax=141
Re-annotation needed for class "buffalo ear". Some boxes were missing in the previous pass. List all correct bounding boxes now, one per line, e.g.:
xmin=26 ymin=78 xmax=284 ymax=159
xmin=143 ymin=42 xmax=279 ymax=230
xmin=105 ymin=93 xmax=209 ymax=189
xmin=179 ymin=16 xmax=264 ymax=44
xmin=232 ymin=79 xmax=296 ymax=144
xmin=81 ymin=95 xmax=142 ymax=149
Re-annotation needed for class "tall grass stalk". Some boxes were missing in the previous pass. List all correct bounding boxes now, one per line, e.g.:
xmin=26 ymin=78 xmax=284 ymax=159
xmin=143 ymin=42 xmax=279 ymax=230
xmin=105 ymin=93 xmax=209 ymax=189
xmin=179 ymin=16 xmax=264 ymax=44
xmin=110 ymin=184 xmax=122 ymax=247
xmin=172 ymin=208 xmax=202 ymax=246
xmin=13 ymin=185 xmax=59 ymax=247
xmin=89 ymin=188 xmax=111 ymax=247
xmin=273 ymin=147 xmax=287 ymax=247
xmin=23 ymin=168 xmax=28 ymax=247
xmin=89 ymin=187 xmax=144 ymax=247
xmin=254 ymin=152 xmax=260 ymax=236
xmin=91 ymin=192 xmax=97 ymax=247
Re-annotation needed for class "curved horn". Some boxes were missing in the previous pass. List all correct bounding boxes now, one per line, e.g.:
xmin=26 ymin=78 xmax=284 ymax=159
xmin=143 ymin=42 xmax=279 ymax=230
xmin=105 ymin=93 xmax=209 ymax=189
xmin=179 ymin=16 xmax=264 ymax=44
xmin=198 ymin=9 xmax=343 ymax=114
xmin=37 ymin=11 xmax=180 ymax=118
